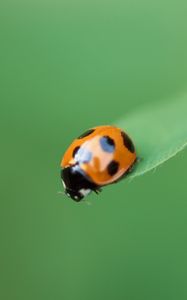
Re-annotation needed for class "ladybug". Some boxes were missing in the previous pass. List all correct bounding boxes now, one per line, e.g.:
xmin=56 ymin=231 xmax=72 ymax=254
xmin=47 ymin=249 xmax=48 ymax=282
xmin=60 ymin=125 xmax=137 ymax=202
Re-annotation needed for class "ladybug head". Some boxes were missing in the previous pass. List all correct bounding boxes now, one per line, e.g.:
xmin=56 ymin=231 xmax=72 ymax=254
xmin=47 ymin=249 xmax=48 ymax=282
xmin=61 ymin=165 xmax=98 ymax=202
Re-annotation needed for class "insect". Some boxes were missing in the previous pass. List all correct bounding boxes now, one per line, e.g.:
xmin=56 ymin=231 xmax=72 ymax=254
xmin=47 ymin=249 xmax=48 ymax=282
xmin=60 ymin=125 xmax=137 ymax=202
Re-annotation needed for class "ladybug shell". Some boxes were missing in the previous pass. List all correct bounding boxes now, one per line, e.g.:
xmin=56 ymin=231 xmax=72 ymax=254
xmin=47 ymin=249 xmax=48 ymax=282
xmin=61 ymin=125 xmax=136 ymax=186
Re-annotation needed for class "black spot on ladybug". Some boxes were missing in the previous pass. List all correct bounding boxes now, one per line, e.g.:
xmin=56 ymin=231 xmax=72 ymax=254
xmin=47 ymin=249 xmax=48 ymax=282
xmin=121 ymin=131 xmax=135 ymax=153
xmin=78 ymin=128 xmax=95 ymax=139
xmin=72 ymin=146 xmax=80 ymax=157
xmin=107 ymin=160 xmax=119 ymax=176
xmin=100 ymin=136 xmax=115 ymax=153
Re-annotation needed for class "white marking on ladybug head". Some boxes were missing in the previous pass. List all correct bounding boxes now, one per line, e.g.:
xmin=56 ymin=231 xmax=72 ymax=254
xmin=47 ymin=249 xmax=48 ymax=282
xmin=79 ymin=188 xmax=91 ymax=197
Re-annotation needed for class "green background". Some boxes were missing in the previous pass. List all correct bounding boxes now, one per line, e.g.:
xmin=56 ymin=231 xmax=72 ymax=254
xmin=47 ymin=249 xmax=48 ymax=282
xmin=1 ymin=0 xmax=187 ymax=299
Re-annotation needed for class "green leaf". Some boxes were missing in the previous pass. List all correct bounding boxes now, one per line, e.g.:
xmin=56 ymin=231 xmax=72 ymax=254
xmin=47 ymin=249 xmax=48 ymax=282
xmin=116 ymin=94 xmax=187 ymax=179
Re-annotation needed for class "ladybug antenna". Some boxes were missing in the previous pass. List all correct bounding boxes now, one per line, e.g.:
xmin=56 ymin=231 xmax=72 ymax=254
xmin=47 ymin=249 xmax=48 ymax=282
xmin=57 ymin=191 xmax=64 ymax=195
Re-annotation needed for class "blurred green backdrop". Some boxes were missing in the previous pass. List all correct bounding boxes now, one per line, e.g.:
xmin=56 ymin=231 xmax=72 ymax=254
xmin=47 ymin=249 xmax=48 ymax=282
xmin=1 ymin=0 xmax=187 ymax=299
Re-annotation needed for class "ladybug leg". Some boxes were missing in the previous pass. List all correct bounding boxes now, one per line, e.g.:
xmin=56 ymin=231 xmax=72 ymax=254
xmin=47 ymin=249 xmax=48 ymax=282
xmin=136 ymin=156 xmax=142 ymax=164
xmin=94 ymin=187 xmax=102 ymax=194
